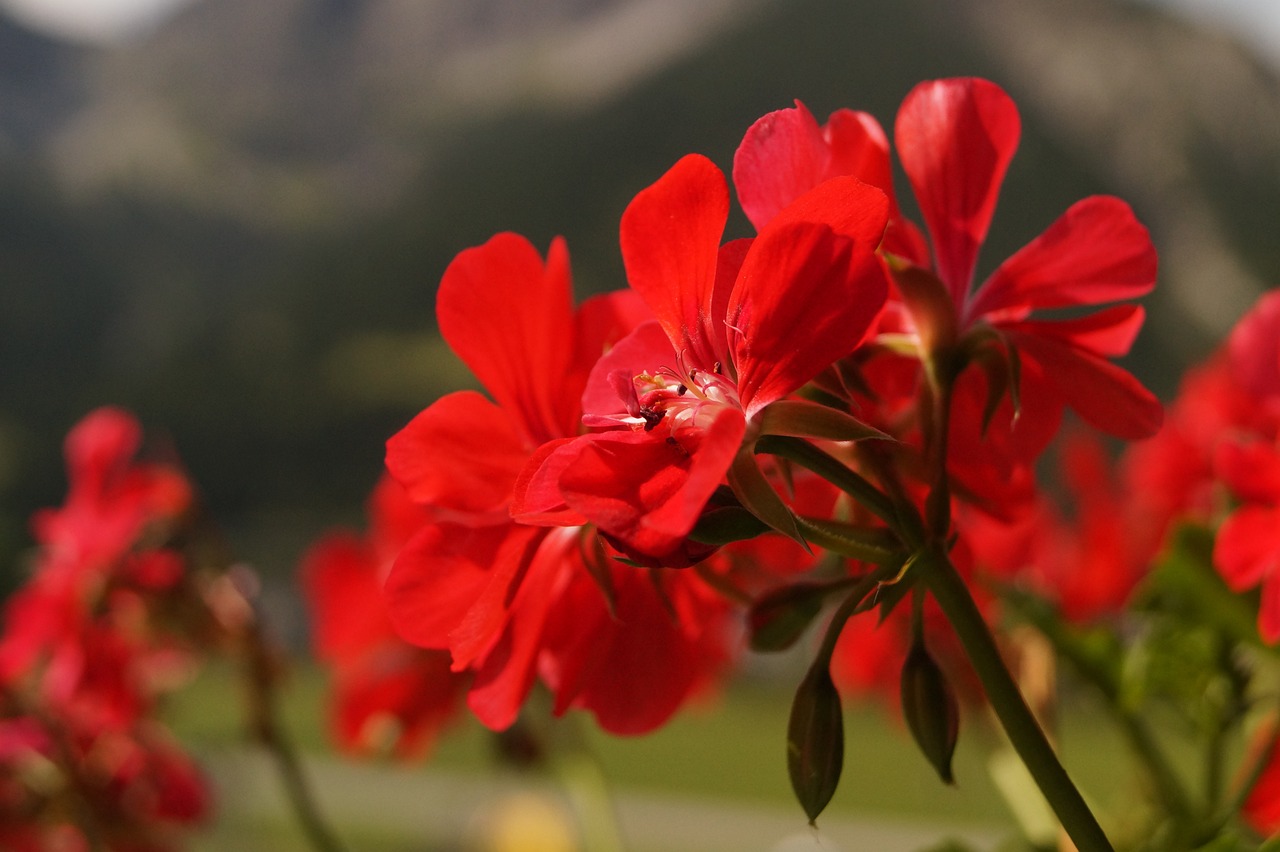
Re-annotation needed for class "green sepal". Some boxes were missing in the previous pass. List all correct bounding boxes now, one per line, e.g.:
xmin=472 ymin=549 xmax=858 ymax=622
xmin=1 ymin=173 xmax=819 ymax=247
xmin=787 ymin=663 xmax=845 ymax=825
xmin=964 ymin=326 xmax=1021 ymax=436
xmin=794 ymin=516 xmax=903 ymax=566
xmin=872 ymin=567 xmax=916 ymax=621
xmin=689 ymin=504 xmax=771 ymax=546
xmin=727 ymin=449 xmax=808 ymax=550
xmin=757 ymin=399 xmax=892 ymax=443
xmin=887 ymin=257 xmax=958 ymax=357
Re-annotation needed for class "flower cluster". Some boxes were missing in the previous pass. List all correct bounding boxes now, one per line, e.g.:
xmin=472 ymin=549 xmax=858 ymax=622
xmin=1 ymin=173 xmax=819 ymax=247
xmin=17 ymin=73 xmax=1280 ymax=850
xmin=348 ymin=77 xmax=1164 ymax=842
xmin=0 ymin=408 xmax=212 ymax=851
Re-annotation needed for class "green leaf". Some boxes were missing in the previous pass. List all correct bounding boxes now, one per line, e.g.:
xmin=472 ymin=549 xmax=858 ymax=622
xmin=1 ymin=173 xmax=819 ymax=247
xmin=727 ymin=450 xmax=808 ymax=549
xmin=787 ymin=664 xmax=845 ymax=825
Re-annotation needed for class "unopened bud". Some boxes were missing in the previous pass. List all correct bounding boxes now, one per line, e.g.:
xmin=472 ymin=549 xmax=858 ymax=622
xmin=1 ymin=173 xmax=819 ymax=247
xmin=900 ymin=640 xmax=960 ymax=784
xmin=787 ymin=665 xmax=845 ymax=824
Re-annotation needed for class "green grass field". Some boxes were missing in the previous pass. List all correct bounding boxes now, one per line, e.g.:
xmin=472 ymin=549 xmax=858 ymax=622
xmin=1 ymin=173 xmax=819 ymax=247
xmin=161 ymin=659 xmax=1163 ymax=851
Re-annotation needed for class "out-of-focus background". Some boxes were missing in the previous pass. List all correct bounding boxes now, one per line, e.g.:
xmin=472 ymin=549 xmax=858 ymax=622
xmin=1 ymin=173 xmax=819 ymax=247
xmin=2 ymin=1 xmax=1279 ymax=848
xmin=1 ymin=0 xmax=1278 ymax=602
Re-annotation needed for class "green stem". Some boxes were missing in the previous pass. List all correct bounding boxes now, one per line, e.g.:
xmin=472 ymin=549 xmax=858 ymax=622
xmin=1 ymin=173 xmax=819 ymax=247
xmin=1003 ymin=588 xmax=1194 ymax=822
xmin=554 ymin=721 xmax=627 ymax=852
xmin=916 ymin=548 xmax=1113 ymax=851
xmin=755 ymin=435 xmax=900 ymax=528
xmin=244 ymin=620 xmax=348 ymax=852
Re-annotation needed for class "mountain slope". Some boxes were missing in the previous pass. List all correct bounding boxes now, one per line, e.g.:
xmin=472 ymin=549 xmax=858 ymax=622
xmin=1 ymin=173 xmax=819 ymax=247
xmin=0 ymin=0 xmax=1276 ymax=578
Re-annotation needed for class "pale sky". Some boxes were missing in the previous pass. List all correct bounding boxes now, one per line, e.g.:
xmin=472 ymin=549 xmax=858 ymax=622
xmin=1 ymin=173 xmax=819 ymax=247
xmin=0 ymin=0 xmax=1277 ymax=63
xmin=0 ymin=0 xmax=196 ymax=43
xmin=1143 ymin=0 xmax=1280 ymax=64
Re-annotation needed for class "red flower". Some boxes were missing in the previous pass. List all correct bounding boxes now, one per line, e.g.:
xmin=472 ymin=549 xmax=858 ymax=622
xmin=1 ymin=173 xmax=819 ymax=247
xmin=965 ymin=431 xmax=1158 ymax=623
xmin=1245 ymin=731 xmax=1280 ymax=837
xmin=1 ymin=408 xmax=192 ymax=697
xmin=0 ymin=408 xmax=209 ymax=850
xmin=384 ymin=233 xmax=739 ymax=733
xmin=734 ymin=79 xmax=1161 ymax=459
xmin=31 ymin=407 xmax=190 ymax=582
xmin=302 ymin=475 xmax=468 ymax=758
xmin=898 ymin=78 xmax=1160 ymax=440
xmin=1210 ymin=292 xmax=1280 ymax=642
xmin=516 ymin=154 xmax=890 ymax=562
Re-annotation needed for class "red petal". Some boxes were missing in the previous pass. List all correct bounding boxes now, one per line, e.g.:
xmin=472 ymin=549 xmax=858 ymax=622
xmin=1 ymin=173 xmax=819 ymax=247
xmin=437 ymin=233 xmax=579 ymax=445
xmin=1004 ymin=304 xmax=1147 ymax=359
xmin=1008 ymin=330 xmax=1162 ymax=439
xmin=465 ymin=528 xmax=575 ymax=729
xmin=557 ymin=409 xmax=746 ymax=560
xmin=1215 ymin=505 xmax=1280 ymax=594
xmin=64 ymin=407 xmax=141 ymax=494
xmin=968 ymin=196 xmax=1156 ymax=321
xmin=367 ymin=473 xmax=433 ymax=563
xmin=571 ymin=288 xmax=653 ymax=377
xmin=385 ymin=391 xmax=528 ymax=517
xmin=1263 ymin=575 xmax=1280 ymax=644
xmin=331 ymin=652 xmax=465 ymax=758
xmin=824 ymin=109 xmax=897 ymax=201
xmin=734 ymin=101 xmax=833 ymax=231
xmin=895 ymin=78 xmax=1020 ymax=304
xmin=734 ymin=103 xmax=899 ymax=231
xmin=511 ymin=437 xmax=588 ymax=526
xmin=383 ymin=521 xmax=533 ymax=658
xmin=543 ymin=565 xmax=731 ymax=734
xmin=580 ymin=320 xmax=675 ymax=421
xmin=1228 ymin=290 xmax=1280 ymax=398
xmin=1214 ymin=440 xmax=1280 ymax=504
xmin=728 ymin=178 xmax=889 ymax=415
xmin=301 ymin=532 xmax=387 ymax=663
xmin=620 ymin=154 xmax=729 ymax=370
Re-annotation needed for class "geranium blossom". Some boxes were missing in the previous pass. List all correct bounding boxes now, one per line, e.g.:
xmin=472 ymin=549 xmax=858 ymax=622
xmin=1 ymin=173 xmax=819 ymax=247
xmin=384 ymin=232 xmax=739 ymax=734
xmin=733 ymin=78 xmax=1161 ymax=478
xmin=0 ymin=409 xmax=209 ymax=851
xmin=515 ymin=153 xmax=890 ymax=563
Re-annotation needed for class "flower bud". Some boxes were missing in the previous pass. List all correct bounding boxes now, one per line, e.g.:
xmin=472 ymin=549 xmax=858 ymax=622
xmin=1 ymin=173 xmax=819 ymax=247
xmin=900 ymin=640 xmax=960 ymax=784
xmin=787 ymin=664 xmax=845 ymax=824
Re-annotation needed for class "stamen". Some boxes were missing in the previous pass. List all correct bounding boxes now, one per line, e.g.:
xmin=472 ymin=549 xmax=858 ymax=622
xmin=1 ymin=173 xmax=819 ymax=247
xmin=640 ymin=407 xmax=665 ymax=431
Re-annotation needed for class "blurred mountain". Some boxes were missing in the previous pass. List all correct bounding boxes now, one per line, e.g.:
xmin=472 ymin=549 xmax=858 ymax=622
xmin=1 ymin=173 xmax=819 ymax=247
xmin=0 ymin=0 xmax=1277 ymax=581
xmin=0 ymin=14 xmax=84 ymax=153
